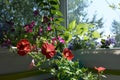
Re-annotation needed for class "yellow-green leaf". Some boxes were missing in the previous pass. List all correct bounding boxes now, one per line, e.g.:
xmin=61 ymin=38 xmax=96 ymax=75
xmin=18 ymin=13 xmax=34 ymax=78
xmin=68 ymin=20 xmax=76 ymax=31
xmin=92 ymin=31 xmax=100 ymax=38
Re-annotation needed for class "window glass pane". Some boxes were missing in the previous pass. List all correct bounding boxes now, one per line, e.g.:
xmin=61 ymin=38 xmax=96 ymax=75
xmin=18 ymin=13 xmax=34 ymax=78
xmin=68 ymin=0 xmax=120 ymax=48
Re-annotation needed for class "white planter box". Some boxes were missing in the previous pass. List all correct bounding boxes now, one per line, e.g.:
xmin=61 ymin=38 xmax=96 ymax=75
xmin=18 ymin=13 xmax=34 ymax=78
xmin=0 ymin=47 xmax=53 ymax=80
xmin=2 ymin=47 xmax=120 ymax=80
xmin=0 ymin=47 xmax=32 ymax=74
xmin=72 ymin=48 xmax=120 ymax=80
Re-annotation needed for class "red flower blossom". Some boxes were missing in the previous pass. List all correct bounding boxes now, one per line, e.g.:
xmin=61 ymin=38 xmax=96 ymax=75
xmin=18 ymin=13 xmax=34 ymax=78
xmin=63 ymin=48 xmax=74 ymax=60
xmin=17 ymin=39 xmax=31 ymax=56
xmin=94 ymin=66 xmax=106 ymax=72
xmin=41 ymin=42 xmax=56 ymax=59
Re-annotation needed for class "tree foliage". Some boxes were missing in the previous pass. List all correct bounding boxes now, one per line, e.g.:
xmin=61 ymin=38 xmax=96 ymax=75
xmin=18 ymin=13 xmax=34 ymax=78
xmin=111 ymin=20 xmax=120 ymax=47
xmin=68 ymin=0 xmax=104 ymax=29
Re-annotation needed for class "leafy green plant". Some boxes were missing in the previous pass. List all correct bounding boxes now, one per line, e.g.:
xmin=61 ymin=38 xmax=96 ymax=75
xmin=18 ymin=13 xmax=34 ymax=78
xmin=66 ymin=20 xmax=100 ymax=50
xmin=51 ymin=58 xmax=100 ymax=80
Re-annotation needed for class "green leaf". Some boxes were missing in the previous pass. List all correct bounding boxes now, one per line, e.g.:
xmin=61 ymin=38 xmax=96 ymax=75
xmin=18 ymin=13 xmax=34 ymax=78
xmin=51 ymin=10 xmax=63 ymax=16
xmin=57 ymin=26 xmax=66 ymax=31
xmin=75 ymin=23 xmax=88 ymax=35
xmin=55 ymin=18 xmax=64 ymax=22
xmin=109 ymin=4 xmax=116 ymax=9
xmin=51 ymin=4 xmax=59 ymax=10
xmin=5 ymin=0 xmax=9 ymax=5
xmin=84 ymin=36 xmax=89 ymax=40
xmin=92 ymin=31 xmax=100 ymax=38
xmin=88 ymin=24 xmax=95 ymax=28
xmin=49 ymin=0 xmax=58 ymax=5
xmin=63 ymin=31 xmax=72 ymax=43
xmin=68 ymin=20 xmax=76 ymax=31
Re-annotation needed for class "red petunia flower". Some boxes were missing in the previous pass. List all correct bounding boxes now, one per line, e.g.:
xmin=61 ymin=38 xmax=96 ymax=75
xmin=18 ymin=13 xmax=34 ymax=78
xmin=41 ymin=42 xmax=56 ymax=59
xmin=94 ymin=66 xmax=106 ymax=72
xmin=63 ymin=48 xmax=74 ymax=60
xmin=17 ymin=39 xmax=31 ymax=56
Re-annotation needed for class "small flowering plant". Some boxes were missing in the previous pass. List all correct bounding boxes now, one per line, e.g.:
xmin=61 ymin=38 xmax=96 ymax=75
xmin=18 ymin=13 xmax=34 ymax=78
xmin=0 ymin=0 xmax=105 ymax=80
xmin=94 ymin=66 xmax=106 ymax=80
xmin=96 ymin=36 xmax=116 ymax=48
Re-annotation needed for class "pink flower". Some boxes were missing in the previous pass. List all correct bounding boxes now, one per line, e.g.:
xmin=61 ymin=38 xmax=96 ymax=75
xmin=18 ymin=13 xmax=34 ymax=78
xmin=47 ymin=24 xmax=51 ymax=31
xmin=24 ymin=27 xmax=32 ymax=33
xmin=24 ymin=25 xmax=29 ymax=32
xmin=39 ymin=27 xmax=43 ymax=32
xmin=50 ymin=17 xmax=54 ymax=21
xmin=47 ymin=26 xmax=51 ymax=31
xmin=58 ymin=36 xmax=65 ymax=44
xmin=52 ymin=37 xmax=57 ymax=45
xmin=29 ymin=21 xmax=35 ymax=28
xmin=52 ymin=36 xmax=65 ymax=44
xmin=24 ymin=21 xmax=35 ymax=33
xmin=94 ymin=66 xmax=106 ymax=72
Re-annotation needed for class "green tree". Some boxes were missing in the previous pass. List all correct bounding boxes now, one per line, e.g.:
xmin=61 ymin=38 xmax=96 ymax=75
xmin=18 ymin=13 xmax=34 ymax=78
xmin=111 ymin=20 xmax=120 ymax=47
xmin=68 ymin=0 xmax=104 ymax=32
xmin=68 ymin=0 xmax=90 ymax=24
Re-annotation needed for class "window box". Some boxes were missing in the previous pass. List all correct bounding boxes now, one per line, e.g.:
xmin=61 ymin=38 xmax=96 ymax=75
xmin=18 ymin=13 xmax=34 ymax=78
xmin=72 ymin=48 xmax=120 ymax=80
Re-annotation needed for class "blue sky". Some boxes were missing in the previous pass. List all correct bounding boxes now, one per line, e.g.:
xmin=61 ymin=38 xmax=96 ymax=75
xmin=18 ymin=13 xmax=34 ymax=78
xmin=86 ymin=0 xmax=120 ymax=36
